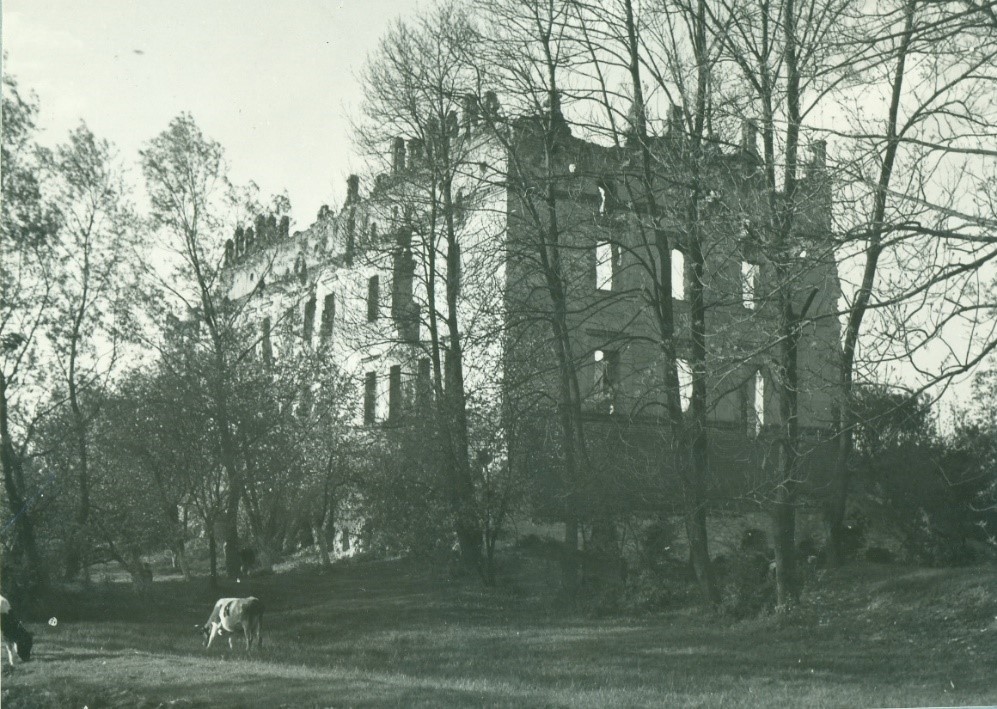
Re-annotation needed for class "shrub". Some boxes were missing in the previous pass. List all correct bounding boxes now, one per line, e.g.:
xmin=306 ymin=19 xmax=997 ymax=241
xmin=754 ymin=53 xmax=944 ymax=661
xmin=620 ymin=519 xmax=694 ymax=612
xmin=716 ymin=527 xmax=775 ymax=618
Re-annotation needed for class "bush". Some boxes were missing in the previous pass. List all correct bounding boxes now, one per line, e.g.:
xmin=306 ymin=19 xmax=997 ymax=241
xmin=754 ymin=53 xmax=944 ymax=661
xmin=620 ymin=519 xmax=695 ymax=612
xmin=901 ymin=508 xmax=978 ymax=566
xmin=716 ymin=527 xmax=775 ymax=618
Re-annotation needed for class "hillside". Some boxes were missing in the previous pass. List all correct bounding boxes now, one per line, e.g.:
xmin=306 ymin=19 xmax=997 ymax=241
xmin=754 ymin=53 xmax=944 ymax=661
xmin=2 ymin=555 xmax=995 ymax=708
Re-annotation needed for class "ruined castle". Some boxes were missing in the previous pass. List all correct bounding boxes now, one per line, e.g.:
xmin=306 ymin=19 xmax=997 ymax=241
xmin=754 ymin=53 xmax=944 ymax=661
xmin=221 ymin=97 xmax=841 ymax=516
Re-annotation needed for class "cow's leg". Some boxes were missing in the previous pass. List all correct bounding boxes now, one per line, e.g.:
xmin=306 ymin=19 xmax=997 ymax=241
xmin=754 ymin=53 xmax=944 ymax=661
xmin=227 ymin=635 xmax=234 ymax=650
xmin=205 ymin=624 xmax=221 ymax=649
xmin=4 ymin=641 xmax=14 ymax=665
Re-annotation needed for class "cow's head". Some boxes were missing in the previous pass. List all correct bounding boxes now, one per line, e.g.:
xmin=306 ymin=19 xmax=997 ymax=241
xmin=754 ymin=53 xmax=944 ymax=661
xmin=199 ymin=622 xmax=231 ymax=647
xmin=16 ymin=630 xmax=33 ymax=661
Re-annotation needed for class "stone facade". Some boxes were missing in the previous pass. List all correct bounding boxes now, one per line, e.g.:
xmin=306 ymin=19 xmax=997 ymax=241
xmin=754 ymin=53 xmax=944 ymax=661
xmin=221 ymin=103 xmax=841 ymax=516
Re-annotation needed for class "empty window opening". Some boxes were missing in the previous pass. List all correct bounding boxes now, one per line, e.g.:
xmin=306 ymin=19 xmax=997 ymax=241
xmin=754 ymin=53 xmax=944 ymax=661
xmin=677 ymin=358 xmax=693 ymax=412
xmin=388 ymin=365 xmax=402 ymax=422
xmin=596 ymin=241 xmax=621 ymax=291
xmin=363 ymin=372 xmax=377 ymax=425
xmin=742 ymin=261 xmax=759 ymax=310
xmin=319 ymin=293 xmax=335 ymax=344
xmin=753 ymin=369 xmax=765 ymax=434
xmin=261 ymin=317 xmax=273 ymax=365
xmin=417 ymin=357 xmax=433 ymax=408
xmin=594 ymin=349 xmax=621 ymax=413
xmin=671 ymin=248 xmax=685 ymax=301
xmin=378 ymin=370 xmax=392 ymax=422
xmin=367 ymin=275 xmax=380 ymax=322
xmin=303 ymin=295 xmax=317 ymax=342
xmin=596 ymin=242 xmax=613 ymax=290
xmin=596 ymin=180 xmax=618 ymax=215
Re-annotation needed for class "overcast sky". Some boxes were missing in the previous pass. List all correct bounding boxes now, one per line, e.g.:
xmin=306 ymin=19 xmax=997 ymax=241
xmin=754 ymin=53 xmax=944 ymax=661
xmin=4 ymin=0 xmax=419 ymax=227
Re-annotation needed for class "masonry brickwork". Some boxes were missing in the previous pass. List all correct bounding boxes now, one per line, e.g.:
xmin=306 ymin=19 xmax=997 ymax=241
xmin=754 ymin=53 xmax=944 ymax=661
xmin=222 ymin=99 xmax=841 ymax=517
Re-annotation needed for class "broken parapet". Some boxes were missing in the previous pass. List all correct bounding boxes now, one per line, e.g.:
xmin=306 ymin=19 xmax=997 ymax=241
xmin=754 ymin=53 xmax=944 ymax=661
xmin=481 ymin=91 xmax=500 ymax=122
xmin=392 ymin=137 xmax=406 ymax=174
xmin=462 ymin=93 xmax=479 ymax=135
xmin=267 ymin=214 xmax=278 ymax=242
xmin=741 ymin=119 xmax=758 ymax=157
xmin=255 ymin=214 xmax=268 ymax=244
xmin=809 ymin=140 xmax=826 ymax=174
xmin=346 ymin=174 xmax=360 ymax=205
xmin=378 ymin=91 xmax=502 ymax=178
xmin=223 ymin=213 xmax=294 ymax=267
xmin=408 ymin=138 xmax=424 ymax=164
xmin=668 ymin=105 xmax=684 ymax=142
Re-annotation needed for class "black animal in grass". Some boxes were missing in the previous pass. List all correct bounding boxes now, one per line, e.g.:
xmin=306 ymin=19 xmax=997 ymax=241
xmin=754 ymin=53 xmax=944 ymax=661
xmin=1 ymin=595 xmax=33 ymax=665
xmin=198 ymin=597 xmax=264 ymax=650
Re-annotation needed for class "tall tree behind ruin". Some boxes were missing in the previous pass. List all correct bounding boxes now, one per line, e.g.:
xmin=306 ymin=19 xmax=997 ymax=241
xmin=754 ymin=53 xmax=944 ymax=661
xmin=139 ymin=114 xmax=250 ymax=579
xmin=699 ymin=0 xmax=855 ymax=606
xmin=568 ymin=0 xmax=728 ymax=605
xmin=353 ymin=5 xmax=505 ymax=578
xmin=473 ymin=0 xmax=606 ymax=597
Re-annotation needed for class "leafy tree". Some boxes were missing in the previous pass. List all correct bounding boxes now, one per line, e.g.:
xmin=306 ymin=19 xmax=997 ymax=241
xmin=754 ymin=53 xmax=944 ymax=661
xmin=43 ymin=124 xmax=139 ymax=579
xmin=0 ymin=74 xmax=60 ymax=594
xmin=139 ymin=114 xmax=250 ymax=578
xmin=850 ymin=383 xmax=994 ymax=564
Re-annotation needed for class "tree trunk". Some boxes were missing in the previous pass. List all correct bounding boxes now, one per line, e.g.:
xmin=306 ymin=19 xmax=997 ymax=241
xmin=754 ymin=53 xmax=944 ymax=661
xmin=621 ymin=0 xmax=719 ymax=607
xmin=208 ymin=526 xmax=218 ymax=589
xmin=561 ymin=517 xmax=580 ymax=600
xmin=684 ymin=487 xmax=721 ymax=606
xmin=770 ymin=291 xmax=810 ymax=608
xmin=826 ymin=424 xmax=854 ymax=566
xmin=440 ymin=171 xmax=484 ymax=576
xmin=313 ymin=522 xmax=331 ymax=568
xmin=64 ymin=280 xmax=92 ymax=582
xmin=172 ymin=545 xmax=192 ymax=581
xmin=222 ymin=485 xmax=242 ymax=578
xmin=772 ymin=488 xmax=798 ymax=607
xmin=827 ymin=0 xmax=915 ymax=564
xmin=217 ymin=391 xmax=242 ymax=579
xmin=0 ymin=372 xmax=46 ymax=592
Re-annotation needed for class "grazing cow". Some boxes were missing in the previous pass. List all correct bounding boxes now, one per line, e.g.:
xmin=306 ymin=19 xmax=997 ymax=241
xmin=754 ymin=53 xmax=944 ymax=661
xmin=1 ymin=596 xmax=33 ymax=665
xmin=199 ymin=597 xmax=263 ymax=650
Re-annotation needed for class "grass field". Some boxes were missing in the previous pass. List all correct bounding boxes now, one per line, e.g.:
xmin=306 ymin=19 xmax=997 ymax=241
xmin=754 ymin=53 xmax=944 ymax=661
xmin=2 ymin=553 xmax=996 ymax=708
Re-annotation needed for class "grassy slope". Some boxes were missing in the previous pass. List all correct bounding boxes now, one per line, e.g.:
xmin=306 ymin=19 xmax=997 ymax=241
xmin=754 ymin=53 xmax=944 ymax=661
xmin=2 ymin=556 xmax=995 ymax=708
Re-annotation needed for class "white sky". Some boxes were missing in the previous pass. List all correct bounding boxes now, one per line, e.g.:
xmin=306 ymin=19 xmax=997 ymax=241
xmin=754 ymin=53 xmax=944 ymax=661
xmin=3 ymin=0 xmax=419 ymax=227
xmin=3 ymin=1 xmax=990 ymax=413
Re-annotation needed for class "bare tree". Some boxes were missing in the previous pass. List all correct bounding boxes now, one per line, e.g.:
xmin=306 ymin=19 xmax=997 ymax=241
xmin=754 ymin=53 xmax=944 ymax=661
xmin=353 ymin=6 xmax=505 ymax=577
xmin=473 ymin=0 xmax=608 ymax=596
xmin=825 ymin=0 xmax=997 ymax=563
xmin=695 ymin=0 xmax=855 ymax=605
xmin=582 ymin=0 xmax=726 ymax=605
